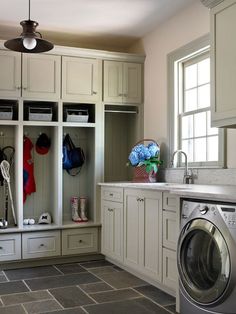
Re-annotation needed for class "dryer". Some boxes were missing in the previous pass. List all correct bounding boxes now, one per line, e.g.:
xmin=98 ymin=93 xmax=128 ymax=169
xmin=178 ymin=199 xmax=236 ymax=314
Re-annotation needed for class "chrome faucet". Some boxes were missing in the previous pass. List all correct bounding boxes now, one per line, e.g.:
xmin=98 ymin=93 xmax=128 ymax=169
xmin=170 ymin=150 xmax=193 ymax=184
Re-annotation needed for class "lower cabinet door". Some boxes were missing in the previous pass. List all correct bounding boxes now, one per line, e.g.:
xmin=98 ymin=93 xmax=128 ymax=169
xmin=62 ymin=228 xmax=98 ymax=255
xmin=0 ymin=234 xmax=21 ymax=261
xmin=22 ymin=231 xmax=61 ymax=259
xmin=162 ymin=248 xmax=177 ymax=291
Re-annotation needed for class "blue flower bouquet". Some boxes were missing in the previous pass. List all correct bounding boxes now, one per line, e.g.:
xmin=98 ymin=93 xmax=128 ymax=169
xmin=128 ymin=139 xmax=163 ymax=182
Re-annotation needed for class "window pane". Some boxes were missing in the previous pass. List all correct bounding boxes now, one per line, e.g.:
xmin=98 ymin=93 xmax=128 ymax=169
xmin=185 ymin=64 xmax=197 ymax=89
xmin=182 ymin=139 xmax=193 ymax=162
xmin=185 ymin=89 xmax=197 ymax=112
xmin=207 ymin=136 xmax=218 ymax=161
xmin=182 ymin=115 xmax=193 ymax=139
xmin=198 ymin=58 xmax=210 ymax=85
xmin=198 ymin=84 xmax=210 ymax=109
xmin=207 ymin=111 xmax=218 ymax=135
xmin=194 ymin=138 xmax=206 ymax=162
xmin=194 ymin=112 xmax=206 ymax=137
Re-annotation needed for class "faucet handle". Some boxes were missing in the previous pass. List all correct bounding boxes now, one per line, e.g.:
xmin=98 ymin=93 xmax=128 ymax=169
xmin=183 ymin=169 xmax=193 ymax=184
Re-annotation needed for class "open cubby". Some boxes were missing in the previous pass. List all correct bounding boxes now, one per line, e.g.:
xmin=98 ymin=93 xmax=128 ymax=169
xmin=104 ymin=105 xmax=140 ymax=182
xmin=62 ymin=126 xmax=95 ymax=224
xmin=23 ymin=101 xmax=58 ymax=122
xmin=63 ymin=103 xmax=95 ymax=123
xmin=0 ymin=125 xmax=18 ymax=227
xmin=23 ymin=126 xmax=59 ymax=227
xmin=0 ymin=99 xmax=18 ymax=121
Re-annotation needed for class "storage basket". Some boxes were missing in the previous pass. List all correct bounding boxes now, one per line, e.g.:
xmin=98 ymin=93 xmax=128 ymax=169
xmin=132 ymin=139 xmax=160 ymax=183
xmin=0 ymin=106 xmax=13 ymax=120
xmin=66 ymin=109 xmax=89 ymax=123
xmin=29 ymin=107 xmax=52 ymax=121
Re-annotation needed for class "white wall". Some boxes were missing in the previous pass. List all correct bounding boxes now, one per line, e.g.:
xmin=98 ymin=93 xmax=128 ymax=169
xmin=129 ymin=1 xmax=236 ymax=168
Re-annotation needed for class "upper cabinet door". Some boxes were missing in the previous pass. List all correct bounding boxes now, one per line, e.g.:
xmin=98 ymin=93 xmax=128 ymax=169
xmin=103 ymin=61 xmax=123 ymax=103
xmin=22 ymin=54 xmax=61 ymax=100
xmin=123 ymin=63 xmax=142 ymax=104
xmin=103 ymin=61 xmax=142 ymax=104
xmin=62 ymin=56 xmax=98 ymax=102
xmin=0 ymin=50 xmax=21 ymax=97
xmin=211 ymin=0 xmax=236 ymax=127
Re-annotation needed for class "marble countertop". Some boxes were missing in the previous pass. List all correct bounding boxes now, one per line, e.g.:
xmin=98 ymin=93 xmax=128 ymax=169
xmin=98 ymin=182 xmax=236 ymax=203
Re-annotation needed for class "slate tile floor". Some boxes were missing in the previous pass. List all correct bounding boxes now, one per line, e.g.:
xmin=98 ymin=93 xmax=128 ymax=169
xmin=0 ymin=260 xmax=177 ymax=313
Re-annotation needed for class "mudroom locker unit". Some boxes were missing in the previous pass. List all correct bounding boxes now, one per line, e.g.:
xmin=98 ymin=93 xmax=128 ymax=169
xmin=0 ymin=42 xmax=144 ymax=263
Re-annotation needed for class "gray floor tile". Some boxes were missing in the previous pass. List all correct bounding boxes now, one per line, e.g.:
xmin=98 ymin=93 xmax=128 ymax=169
xmin=165 ymin=304 xmax=178 ymax=314
xmin=90 ymin=288 xmax=140 ymax=303
xmin=0 ymin=304 xmax=26 ymax=314
xmin=113 ymin=266 xmax=124 ymax=272
xmin=79 ymin=282 xmax=114 ymax=294
xmin=55 ymin=263 xmax=87 ymax=274
xmin=5 ymin=265 xmax=61 ymax=281
xmin=25 ymin=273 xmax=100 ymax=291
xmin=23 ymin=299 xmax=62 ymax=313
xmin=49 ymin=286 xmax=95 ymax=308
xmin=2 ymin=290 xmax=53 ymax=306
xmin=95 ymin=271 xmax=146 ymax=289
xmin=0 ymin=281 xmax=29 ymax=296
xmin=43 ymin=307 xmax=86 ymax=314
xmin=134 ymin=285 xmax=175 ymax=306
xmin=84 ymin=297 xmax=170 ymax=314
xmin=80 ymin=260 xmax=113 ymax=269
xmin=89 ymin=266 xmax=118 ymax=275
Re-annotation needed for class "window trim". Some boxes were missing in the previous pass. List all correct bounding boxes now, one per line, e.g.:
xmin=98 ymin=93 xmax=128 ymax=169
xmin=167 ymin=34 xmax=225 ymax=168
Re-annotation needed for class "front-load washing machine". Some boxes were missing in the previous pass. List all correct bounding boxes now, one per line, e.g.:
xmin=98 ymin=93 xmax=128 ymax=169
xmin=178 ymin=199 xmax=236 ymax=314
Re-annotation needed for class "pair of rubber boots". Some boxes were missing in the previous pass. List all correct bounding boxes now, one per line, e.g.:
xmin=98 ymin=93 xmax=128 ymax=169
xmin=71 ymin=196 xmax=88 ymax=222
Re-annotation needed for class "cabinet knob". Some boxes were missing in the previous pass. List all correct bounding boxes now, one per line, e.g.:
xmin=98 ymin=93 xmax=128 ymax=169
xmin=39 ymin=243 xmax=45 ymax=247
xmin=108 ymin=208 xmax=113 ymax=212
xmin=0 ymin=246 xmax=2 ymax=250
xmin=79 ymin=239 xmax=83 ymax=243
xmin=109 ymin=193 xmax=113 ymax=197
xmin=92 ymin=91 xmax=97 ymax=95
xmin=15 ymin=86 xmax=21 ymax=90
xmin=136 ymin=197 xmax=140 ymax=202
xmin=118 ymin=93 xmax=123 ymax=97
xmin=23 ymin=87 xmax=27 ymax=90
xmin=123 ymin=93 xmax=127 ymax=97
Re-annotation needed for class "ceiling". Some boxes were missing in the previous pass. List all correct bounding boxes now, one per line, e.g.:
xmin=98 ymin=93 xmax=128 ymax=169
xmin=0 ymin=0 xmax=196 ymax=51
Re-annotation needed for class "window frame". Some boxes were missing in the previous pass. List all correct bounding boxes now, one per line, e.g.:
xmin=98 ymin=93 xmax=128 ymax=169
xmin=167 ymin=34 xmax=225 ymax=168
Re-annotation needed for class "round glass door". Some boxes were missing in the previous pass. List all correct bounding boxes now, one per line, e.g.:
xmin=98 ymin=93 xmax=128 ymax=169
xmin=178 ymin=219 xmax=230 ymax=304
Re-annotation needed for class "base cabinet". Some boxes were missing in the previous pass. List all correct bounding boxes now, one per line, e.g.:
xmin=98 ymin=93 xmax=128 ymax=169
xmin=101 ymin=187 xmax=124 ymax=263
xmin=0 ymin=234 xmax=21 ymax=261
xmin=124 ymin=189 xmax=162 ymax=282
xmin=162 ymin=248 xmax=178 ymax=290
xmin=22 ymin=231 xmax=61 ymax=259
xmin=62 ymin=228 xmax=98 ymax=256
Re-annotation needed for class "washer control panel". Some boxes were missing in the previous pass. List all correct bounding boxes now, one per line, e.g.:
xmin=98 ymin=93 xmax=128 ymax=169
xmin=219 ymin=205 xmax=236 ymax=228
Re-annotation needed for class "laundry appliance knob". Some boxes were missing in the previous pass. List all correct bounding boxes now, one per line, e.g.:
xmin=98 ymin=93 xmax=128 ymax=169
xmin=200 ymin=205 xmax=209 ymax=215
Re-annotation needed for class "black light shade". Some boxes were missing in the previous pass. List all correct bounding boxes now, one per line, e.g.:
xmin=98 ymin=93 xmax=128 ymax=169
xmin=4 ymin=0 xmax=54 ymax=54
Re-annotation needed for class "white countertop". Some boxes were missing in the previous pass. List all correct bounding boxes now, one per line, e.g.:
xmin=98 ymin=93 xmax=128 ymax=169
xmin=99 ymin=182 xmax=236 ymax=203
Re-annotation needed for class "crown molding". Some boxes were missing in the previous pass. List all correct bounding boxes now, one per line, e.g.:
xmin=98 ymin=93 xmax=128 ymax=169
xmin=200 ymin=0 xmax=224 ymax=8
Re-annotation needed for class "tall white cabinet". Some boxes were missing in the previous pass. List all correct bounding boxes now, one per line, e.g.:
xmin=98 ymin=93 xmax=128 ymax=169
xmin=0 ymin=42 xmax=144 ymax=263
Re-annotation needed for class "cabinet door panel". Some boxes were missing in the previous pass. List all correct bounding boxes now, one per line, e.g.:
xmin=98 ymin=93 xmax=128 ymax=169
xmin=124 ymin=192 xmax=140 ymax=268
xmin=0 ymin=50 xmax=21 ymax=97
xmin=123 ymin=63 xmax=142 ymax=104
xmin=163 ymin=211 xmax=177 ymax=250
xmin=22 ymin=54 xmax=60 ymax=99
xmin=211 ymin=1 xmax=236 ymax=126
xmin=163 ymin=248 xmax=177 ymax=291
xmin=62 ymin=57 xmax=98 ymax=101
xmin=102 ymin=200 xmax=123 ymax=262
xmin=103 ymin=61 xmax=123 ymax=103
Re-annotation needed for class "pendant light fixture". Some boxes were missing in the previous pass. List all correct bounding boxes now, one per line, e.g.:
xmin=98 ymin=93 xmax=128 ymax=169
xmin=4 ymin=0 xmax=53 ymax=53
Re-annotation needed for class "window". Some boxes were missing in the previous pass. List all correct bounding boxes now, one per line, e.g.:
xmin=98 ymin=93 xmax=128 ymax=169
xmin=168 ymin=35 xmax=225 ymax=168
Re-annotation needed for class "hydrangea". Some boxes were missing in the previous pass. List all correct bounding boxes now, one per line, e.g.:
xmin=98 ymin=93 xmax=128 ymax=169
xmin=128 ymin=142 xmax=159 ymax=166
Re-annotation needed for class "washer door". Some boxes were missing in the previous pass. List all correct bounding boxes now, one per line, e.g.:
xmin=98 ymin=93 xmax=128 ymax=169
xmin=178 ymin=218 xmax=230 ymax=304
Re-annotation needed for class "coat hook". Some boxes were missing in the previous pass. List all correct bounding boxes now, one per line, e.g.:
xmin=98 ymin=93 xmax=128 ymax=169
xmin=24 ymin=132 xmax=29 ymax=136
xmin=0 ymin=132 xmax=4 ymax=137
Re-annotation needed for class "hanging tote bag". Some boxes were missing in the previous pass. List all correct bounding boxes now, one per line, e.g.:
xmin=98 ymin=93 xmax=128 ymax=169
xmin=62 ymin=134 xmax=85 ymax=175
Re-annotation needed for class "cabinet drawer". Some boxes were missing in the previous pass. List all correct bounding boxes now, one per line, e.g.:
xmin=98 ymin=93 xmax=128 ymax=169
xmin=0 ymin=234 xmax=21 ymax=261
xmin=163 ymin=248 xmax=177 ymax=291
xmin=163 ymin=211 xmax=177 ymax=250
xmin=102 ymin=187 xmax=123 ymax=202
xmin=22 ymin=231 xmax=61 ymax=259
xmin=62 ymin=228 xmax=98 ymax=256
xmin=163 ymin=192 xmax=178 ymax=212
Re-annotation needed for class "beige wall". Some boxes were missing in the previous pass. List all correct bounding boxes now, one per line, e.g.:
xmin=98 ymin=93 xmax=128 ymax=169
xmin=129 ymin=1 xmax=236 ymax=168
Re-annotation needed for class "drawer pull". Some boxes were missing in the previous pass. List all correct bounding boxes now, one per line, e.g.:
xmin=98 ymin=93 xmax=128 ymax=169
xmin=109 ymin=193 xmax=114 ymax=197
xmin=0 ymin=246 xmax=2 ymax=250
xmin=39 ymin=243 xmax=45 ymax=247
xmin=108 ymin=208 xmax=114 ymax=212
xmin=79 ymin=240 xmax=83 ymax=243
